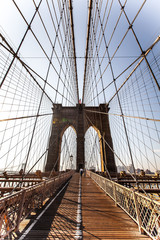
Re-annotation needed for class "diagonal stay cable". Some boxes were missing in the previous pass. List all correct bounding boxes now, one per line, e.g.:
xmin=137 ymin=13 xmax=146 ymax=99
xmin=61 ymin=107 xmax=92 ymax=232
xmin=0 ymin=34 xmax=53 ymax=104
xmin=84 ymin=109 xmax=160 ymax=122
xmin=108 ymin=35 xmax=160 ymax=104
xmin=0 ymin=0 xmax=43 ymax=89
xmin=82 ymin=0 xmax=93 ymax=103
xmin=0 ymin=36 xmax=75 ymax=105
xmin=69 ymin=0 xmax=79 ymax=102
xmin=0 ymin=113 xmax=53 ymax=122
xmin=12 ymin=0 xmax=77 ymax=105
xmin=118 ymin=0 xmax=160 ymax=91
xmin=84 ymin=112 xmax=154 ymax=198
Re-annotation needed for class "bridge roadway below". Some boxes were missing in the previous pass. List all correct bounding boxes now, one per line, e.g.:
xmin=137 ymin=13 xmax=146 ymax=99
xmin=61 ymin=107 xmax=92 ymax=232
xmin=17 ymin=173 xmax=151 ymax=240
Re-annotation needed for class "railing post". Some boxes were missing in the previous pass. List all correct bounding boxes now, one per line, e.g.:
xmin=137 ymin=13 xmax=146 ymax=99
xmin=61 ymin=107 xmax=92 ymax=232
xmin=104 ymin=179 xmax=107 ymax=194
xmin=113 ymin=183 xmax=117 ymax=206
xmin=16 ymin=189 xmax=26 ymax=231
xmin=42 ymin=181 xmax=46 ymax=206
xmin=155 ymin=217 xmax=160 ymax=240
xmin=51 ymin=178 xmax=55 ymax=196
xmin=133 ymin=190 xmax=143 ymax=234
xmin=0 ymin=202 xmax=8 ymax=235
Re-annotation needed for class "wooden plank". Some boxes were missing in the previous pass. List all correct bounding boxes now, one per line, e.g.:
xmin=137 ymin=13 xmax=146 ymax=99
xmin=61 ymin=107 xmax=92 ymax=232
xmin=17 ymin=173 xmax=151 ymax=239
xmin=82 ymin=176 xmax=151 ymax=240
xmin=17 ymin=173 xmax=80 ymax=239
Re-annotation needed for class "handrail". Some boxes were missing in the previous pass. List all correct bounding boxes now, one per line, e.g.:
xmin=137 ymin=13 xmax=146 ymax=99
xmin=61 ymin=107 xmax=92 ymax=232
xmin=87 ymin=171 xmax=160 ymax=240
xmin=0 ymin=171 xmax=73 ymax=238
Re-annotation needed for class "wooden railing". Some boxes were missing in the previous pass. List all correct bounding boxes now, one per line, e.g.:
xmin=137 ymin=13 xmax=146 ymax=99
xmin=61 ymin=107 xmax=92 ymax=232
xmin=0 ymin=171 xmax=73 ymax=238
xmin=87 ymin=171 xmax=160 ymax=240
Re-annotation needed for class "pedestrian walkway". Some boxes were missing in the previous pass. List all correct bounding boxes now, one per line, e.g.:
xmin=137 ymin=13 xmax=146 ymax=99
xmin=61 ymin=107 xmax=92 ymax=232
xmin=17 ymin=173 xmax=151 ymax=239
xmin=18 ymin=173 xmax=80 ymax=239
xmin=82 ymin=175 xmax=151 ymax=240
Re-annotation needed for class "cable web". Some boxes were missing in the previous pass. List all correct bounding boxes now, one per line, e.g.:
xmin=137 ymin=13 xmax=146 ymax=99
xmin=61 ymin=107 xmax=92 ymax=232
xmin=0 ymin=0 xmax=79 ymax=173
xmin=82 ymin=0 xmax=160 ymax=173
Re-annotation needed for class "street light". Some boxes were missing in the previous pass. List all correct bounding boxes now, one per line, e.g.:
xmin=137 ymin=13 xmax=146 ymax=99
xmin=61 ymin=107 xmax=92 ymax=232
xmin=70 ymin=154 xmax=73 ymax=169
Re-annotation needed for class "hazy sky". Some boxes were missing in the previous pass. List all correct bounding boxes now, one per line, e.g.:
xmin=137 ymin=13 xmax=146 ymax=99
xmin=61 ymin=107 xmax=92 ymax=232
xmin=0 ymin=0 xmax=160 ymax=172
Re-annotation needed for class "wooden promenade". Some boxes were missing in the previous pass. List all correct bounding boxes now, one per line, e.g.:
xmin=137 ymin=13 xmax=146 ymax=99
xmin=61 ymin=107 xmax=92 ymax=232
xmin=82 ymin=176 xmax=150 ymax=240
xmin=17 ymin=173 xmax=151 ymax=239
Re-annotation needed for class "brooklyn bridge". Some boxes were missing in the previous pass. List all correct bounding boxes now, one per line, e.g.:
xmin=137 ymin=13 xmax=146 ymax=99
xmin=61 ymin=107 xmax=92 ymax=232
xmin=0 ymin=0 xmax=160 ymax=239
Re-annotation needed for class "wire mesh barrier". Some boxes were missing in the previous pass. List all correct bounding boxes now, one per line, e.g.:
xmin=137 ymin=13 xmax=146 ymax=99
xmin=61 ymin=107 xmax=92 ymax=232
xmin=0 ymin=179 xmax=43 ymax=198
xmin=0 ymin=179 xmax=42 ymax=189
xmin=88 ymin=171 xmax=160 ymax=240
xmin=0 ymin=171 xmax=73 ymax=238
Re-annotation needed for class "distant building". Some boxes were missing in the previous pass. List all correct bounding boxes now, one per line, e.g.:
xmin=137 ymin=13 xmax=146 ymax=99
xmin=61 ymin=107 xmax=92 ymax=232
xmin=117 ymin=165 xmax=125 ymax=172
xmin=136 ymin=168 xmax=141 ymax=174
xmin=117 ymin=165 xmax=156 ymax=175
xmin=145 ymin=169 xmax=154 ymax=174
xmin=127 ymin=164 xmax=134 ymax=173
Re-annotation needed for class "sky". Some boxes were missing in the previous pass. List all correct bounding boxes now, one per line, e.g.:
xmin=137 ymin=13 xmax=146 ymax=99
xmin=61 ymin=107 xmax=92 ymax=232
xmin=0 ymin=0 xmax=160 ymax=173
xmin=73 ymin=0 xmax=88 ymax=98
xmin=0 ymin=0 xmax=88 ymax=100
xmin=0 ymin=0 xmax=160 ymax=99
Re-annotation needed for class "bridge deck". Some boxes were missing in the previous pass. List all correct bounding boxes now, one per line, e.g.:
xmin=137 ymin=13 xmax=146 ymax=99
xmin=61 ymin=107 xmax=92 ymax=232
xmin=82 ymin=176 xmax=150 ymax=240
xmin=17 ymin=173 xmax=151 ymax=239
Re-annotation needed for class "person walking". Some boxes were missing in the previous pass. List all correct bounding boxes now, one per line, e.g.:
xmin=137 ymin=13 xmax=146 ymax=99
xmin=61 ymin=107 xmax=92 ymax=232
xmin=80 ymin=168 xmax=83 ymax=177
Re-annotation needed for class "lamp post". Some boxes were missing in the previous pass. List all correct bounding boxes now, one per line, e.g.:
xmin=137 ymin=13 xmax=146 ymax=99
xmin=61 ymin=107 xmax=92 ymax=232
xmin=70 ymin=154 xmax=73 ymax=169
xmin=21 ymin=163 xmax=25 ymax=170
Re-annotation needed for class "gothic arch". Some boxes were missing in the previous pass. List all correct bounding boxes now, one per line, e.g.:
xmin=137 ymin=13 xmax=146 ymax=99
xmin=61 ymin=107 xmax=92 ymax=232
xmin=45 ymin=104 xmax=117 ymax=174
xmin=59 ymin=125 xmax=77 ymax=171
xmin=85 ymin=126 xmax=104 ymax=171
xmin=45 ymin=104 xmax=78 ymax=172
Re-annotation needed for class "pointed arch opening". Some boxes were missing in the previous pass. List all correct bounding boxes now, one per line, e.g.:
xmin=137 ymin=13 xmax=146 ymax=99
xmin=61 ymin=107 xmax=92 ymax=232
xmin=59 ymin=126 xmax=77 ymax=171
xmin=85 ymin=126 xmax=104 ymax=172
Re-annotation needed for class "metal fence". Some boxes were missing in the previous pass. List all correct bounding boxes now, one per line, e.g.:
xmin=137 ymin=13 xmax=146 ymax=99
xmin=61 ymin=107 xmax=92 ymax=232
xmin=87 ymin=171 xmax=160 ymax=240
xmin=0 ymin=171 xmax=73 ymax=238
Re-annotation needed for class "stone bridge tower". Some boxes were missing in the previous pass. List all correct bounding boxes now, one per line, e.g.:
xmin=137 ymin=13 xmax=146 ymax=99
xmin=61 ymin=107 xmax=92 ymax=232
xmin=45 ymin=104 xmax=117 ymax=174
